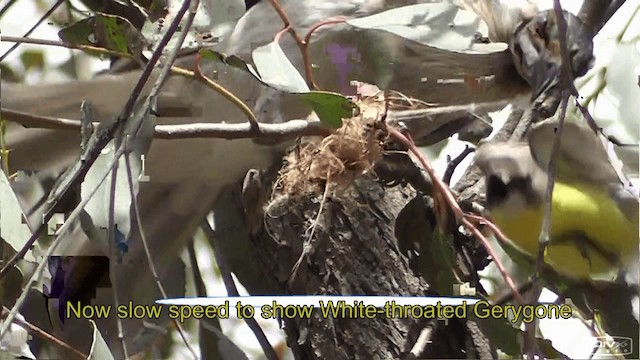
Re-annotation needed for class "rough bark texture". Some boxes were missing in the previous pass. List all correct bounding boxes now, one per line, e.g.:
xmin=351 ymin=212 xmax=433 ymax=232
xmin=218 ymin=165 xmax=492 ymax=359
xmin=258 ymin=176 xmax=428 ymax=359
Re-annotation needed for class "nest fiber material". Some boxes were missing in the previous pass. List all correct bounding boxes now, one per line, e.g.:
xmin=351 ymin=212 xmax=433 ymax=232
xmin=278 ymin=98 xmax=390 ymax=195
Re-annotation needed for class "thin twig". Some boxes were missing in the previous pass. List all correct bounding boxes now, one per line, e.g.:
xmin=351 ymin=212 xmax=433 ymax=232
xmin=194 ymin=52 xmax=259 ymax=131
xmin=1 ymin=107 xmax=330 ymax=140
xmin=2 ymin=35 xmax=267 ymax=125
xmin=107 ymin=153 xmax=128 ymax=359
xmin=290 ymin=170 xmax=332 ymax=282
xmin=0 ymin=0 xmax=192 ymax=282
xmin=531 ymin=0 xmax=576 ymax=284
xmin=266 ymin=0 xmax=317 ymax=89
xmin=300 ymin=17 xmax=348 ymax=89
xmin=0 ymin=0 xmax=65 ymax=61
xmin=303 ymin=18 xmax=347 ymax=45
xmin=0 ymin=0 xmax=190 ymax=306
xmin=187 ymin=243 xmax=207 ymax=297
xmin=522 ymin=2 xmax=576 ymax=357
xmin=443 ymin=146 xmax=474 ymax=185
xmin=491 ymin=280 xmax=535 ymax=306
xmin=0 ymin=119 xmax=10 ymax=176
xmin=0 ymin=142 xmax=127 ymax=341
xmin=0 ymin=38 xmax=260 ymax=134
xmin=459 ymin=215 xmax=525 ymax=305
xmin=187 ymin=242 xmax=225 ymax=358
xmin=123 ymin=151 xmax=197 ymax=359
xmin=118 ymin=0 xmax=200 ymax=357
xmin=525 ymin=65 xmax=570 ymax=360
xmin=0 ymin=0 xmax=18 ymax=17
xmin=201 ymin=221 xmax=279 ymax=360
xmin=615 ymin=4 xmax=638 ymax=43
xmin=386 ymin=126 xmax=525 ymax=305
xmin=3 ymin=101 xmax=505 ymax=141
xmin=1 ymin=307 xmax=87 ymax=360
xmin=0 ymin=35 xmax=133 ymax=59
xmin=533 ymin=93 xmax=568 ymax=280
xmin=557 ymin=4 xmax=603 ymax=133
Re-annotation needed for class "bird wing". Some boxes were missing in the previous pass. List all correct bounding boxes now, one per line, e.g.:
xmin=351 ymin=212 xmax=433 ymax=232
xmin=529 ymin=118 xmax=640 ymax=223
xmin=529 ymin=118 xmax=627 ymax=185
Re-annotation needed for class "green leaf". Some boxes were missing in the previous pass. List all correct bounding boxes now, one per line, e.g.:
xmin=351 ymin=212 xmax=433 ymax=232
xmin=200 ymin=48 xmax=225 ymax=62
xmin=201 ymin=51 xmax=357 ymax=128
xmin=478 ymin=316 xmax=567 ymax=358
xmin=480 ymin=316 xmax=523 ymax=356
xmin=0 ymin=62 xmax=23 ymax=82
xmin=95 ymin=13 xmax=133 ymax=54
xmin=431 ymin=231 xmax=456 ymax=295
xmin=199 ymin=49 xmax=263 ymax=83
xmin=19 ymin=50 xmax=45 ymax=72
xmin=58 ymin=13 xmax=145 ymax=56
xmin=58 ymin=17 xmax=95 ymax=47
xmin=78 ymin=0 xmax=147 ymax=28
xmin=299 ymin=91 xmax=357 ymax=128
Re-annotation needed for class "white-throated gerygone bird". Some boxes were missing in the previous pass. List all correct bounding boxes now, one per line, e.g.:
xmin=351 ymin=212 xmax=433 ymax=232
xmin=474 ymin=118 xmax=639 ymax=281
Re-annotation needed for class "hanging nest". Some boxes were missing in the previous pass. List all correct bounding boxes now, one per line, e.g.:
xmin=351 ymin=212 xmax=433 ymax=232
xmin=277 ymin=88 xmax=428 ymax=196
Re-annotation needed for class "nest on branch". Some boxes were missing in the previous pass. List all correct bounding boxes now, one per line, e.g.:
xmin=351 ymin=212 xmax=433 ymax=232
xmin=278 ymin=89 xmax=427 ymax=195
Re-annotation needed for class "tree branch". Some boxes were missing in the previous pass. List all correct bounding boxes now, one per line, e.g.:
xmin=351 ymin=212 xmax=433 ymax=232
xmin=578 ymin=0 xmax=626 ymax=34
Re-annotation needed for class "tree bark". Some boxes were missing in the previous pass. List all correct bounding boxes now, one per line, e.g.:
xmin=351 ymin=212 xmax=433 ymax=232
xmin=212 ymin=164 xmax=493 ymax=359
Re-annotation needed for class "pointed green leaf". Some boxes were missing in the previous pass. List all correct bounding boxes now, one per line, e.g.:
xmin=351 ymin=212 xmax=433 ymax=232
xmin=299 ymin=91 xmax=357 ymax=128
xmin=58 ymin=13 xmax=144 ymax=56
xmin=19 ymin=50 xmax=45 ymax=72
xmin=58 ymin=17 xmax=95 ymax=47
xmin=199 ymin=49 xmax=264 ymax=83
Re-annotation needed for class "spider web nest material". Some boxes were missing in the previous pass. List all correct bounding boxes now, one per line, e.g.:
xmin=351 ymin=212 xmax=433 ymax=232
xmin=278 ymin=89 xmax=429 ymax=195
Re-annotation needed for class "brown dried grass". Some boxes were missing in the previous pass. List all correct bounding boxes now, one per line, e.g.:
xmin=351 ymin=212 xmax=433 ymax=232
xmin=277 ymin=89 xmax=429 ymax=195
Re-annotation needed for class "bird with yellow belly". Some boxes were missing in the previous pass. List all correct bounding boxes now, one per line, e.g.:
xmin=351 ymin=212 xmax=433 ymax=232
xmin=475 ymin=119 xmax=639 ymax=280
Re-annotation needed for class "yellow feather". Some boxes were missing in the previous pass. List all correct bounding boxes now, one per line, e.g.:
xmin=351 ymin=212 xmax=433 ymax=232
xmin=490 ymin=182 xmax=638 ymax=279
